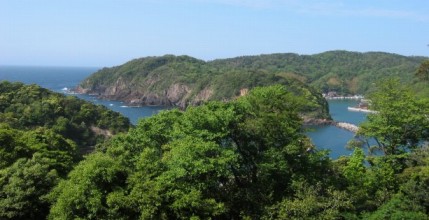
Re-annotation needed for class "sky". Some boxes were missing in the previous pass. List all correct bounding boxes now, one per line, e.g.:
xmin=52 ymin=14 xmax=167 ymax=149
xmin=1 ymin=0 xmax=428 ymax=67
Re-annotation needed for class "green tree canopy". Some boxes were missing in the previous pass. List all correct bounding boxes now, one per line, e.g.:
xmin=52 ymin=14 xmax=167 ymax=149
xmin=0 ymin=153 xmax=59 ymax=219
xmin=49 ymin=85 xmax=333 ymax=219
xmin=0 ymin=81 xmax=132 ymax=219
xmin=358 ymin=78 xmax=429 ymax=155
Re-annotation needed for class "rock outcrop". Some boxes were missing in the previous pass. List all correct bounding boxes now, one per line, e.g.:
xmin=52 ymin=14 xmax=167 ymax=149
xmin=77 ymin=81 xmax=206 ymax=109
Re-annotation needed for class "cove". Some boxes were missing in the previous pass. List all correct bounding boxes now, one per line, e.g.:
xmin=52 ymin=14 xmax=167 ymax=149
xmin=306 ymin=99 xmax=368 ymax=159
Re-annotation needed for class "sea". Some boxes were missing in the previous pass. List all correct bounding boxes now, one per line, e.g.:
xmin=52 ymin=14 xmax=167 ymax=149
xmin=0 ymin=66 xmax=368 ymax=158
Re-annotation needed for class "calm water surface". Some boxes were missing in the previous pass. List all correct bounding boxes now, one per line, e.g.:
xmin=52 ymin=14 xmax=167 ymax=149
xmin=0 ymin=66 xmax=369 ymax=158
xmin=307 ymin=99 xmax=368 ymax=158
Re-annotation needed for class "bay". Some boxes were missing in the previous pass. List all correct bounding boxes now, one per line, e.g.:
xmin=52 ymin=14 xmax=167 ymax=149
xmin=306 ymin=99 xmax=368 ymax=158
xmin=328 ymin=99 xmax=367 ymax=125
xmin=0 ymin=66 xmax=368 ymax=158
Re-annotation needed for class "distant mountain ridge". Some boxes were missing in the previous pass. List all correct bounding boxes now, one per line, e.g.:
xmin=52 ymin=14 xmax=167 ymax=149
xmin=77 ymin=50 xmax=426 ymax=116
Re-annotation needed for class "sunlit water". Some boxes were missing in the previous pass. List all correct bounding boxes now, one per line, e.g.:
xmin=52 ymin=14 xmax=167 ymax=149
xmin=0 ymin=66 xmax=369 ymax=158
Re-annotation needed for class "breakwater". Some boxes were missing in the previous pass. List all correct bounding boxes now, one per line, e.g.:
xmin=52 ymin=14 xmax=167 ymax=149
xmin=335 ymin=122 xmax=359 ymax=133
xmin=304 ymin=118 xmax=359 ymax=133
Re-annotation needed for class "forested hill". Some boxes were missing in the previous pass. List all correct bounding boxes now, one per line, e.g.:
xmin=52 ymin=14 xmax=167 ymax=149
xmin=0 ymin=81 xmax=131 ymax=219
xmin=78 ymin=51 xmax=426 ymax=110
xmin=78 ymin=54 xmax=330 ymax=119
xmin=212 ymin=51 xmax=426 ymax=94
xmin=0 ymin=82 xmax=131 ymax=148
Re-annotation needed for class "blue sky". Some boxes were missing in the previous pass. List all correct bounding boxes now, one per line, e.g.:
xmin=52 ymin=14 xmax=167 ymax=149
xmin=1 ymin=0 xmax=428 ymax=67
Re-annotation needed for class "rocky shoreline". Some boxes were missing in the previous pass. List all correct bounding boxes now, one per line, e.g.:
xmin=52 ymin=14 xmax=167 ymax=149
xmin=74 ymin=83 xmax=217 ymax=110
xmin=303 ymin=118 xmax=335 ymax=126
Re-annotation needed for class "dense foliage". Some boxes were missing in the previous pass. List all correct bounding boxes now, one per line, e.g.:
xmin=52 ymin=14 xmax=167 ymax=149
xmin=212 ymin=51 xmax=426 ymax=95
xmin=79 ymin=51 xmax=426 ymax=108
xmin=48 ymin=84 xmax=429 ymax=219
xmin=350 ymin=79 xmax=429 ymax=218
xmin=49 ymin=85 xmax=336 ymax=219
xmin=0 ymin=82 xmax=130 ymax=146
xmin=0 ymin=81 xmax=131 ymax=219
xmin=359 ymin=78 xmax=429 ymax=155
xmin=2 ymin=78 xmax=429 ymax=219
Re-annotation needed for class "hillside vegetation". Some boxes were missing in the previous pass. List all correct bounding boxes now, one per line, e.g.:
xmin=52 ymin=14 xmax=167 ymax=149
xmin=212 ymin=51 xmax=426 ymax=94
xmin=78 ymin=51 xmax=427 ymax=111
xmin=1 ymin=81 xmax=428 ymax=219
xmin=49 ymin=84 xmax=429 ymax=219
xmin=0 ymin=81 xmax=131 ymax=219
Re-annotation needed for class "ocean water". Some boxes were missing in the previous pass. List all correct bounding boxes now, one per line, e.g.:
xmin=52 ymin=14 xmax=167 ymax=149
xmin=0 ymin=66 xmax=96 ymax=92
xmin=0 ymin=66 xmax=368 ymax=158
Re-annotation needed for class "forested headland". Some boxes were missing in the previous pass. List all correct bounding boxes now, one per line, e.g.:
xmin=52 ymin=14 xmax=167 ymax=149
xmin=77 ymin=51 xmax=427 ymax=109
